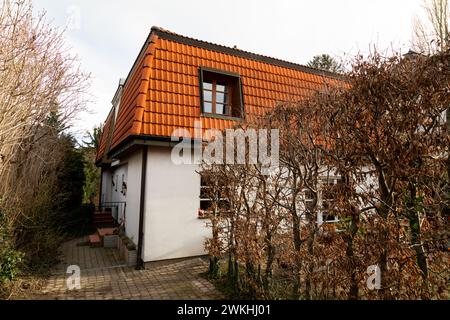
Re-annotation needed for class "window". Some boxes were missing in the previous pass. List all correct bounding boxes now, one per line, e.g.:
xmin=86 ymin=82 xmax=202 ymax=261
xmin=200 ymin=68 xmax=243 ymax=118
xmin=303 ymin=177 xmax=342 ymax=225
xmin=199 ymin=175 xmax=230 ymax=217
xmin=303 ymin=189 xmax=316 ymax=213
xmin=320 ymin=177 xmax=342 ymax=224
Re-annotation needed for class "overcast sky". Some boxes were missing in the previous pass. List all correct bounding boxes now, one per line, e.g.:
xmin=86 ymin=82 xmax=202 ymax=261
xmin=32 ymin=0 xmax=424 ymax=139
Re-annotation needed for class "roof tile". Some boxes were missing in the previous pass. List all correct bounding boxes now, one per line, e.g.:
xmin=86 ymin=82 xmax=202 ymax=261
xmin=96 ymin=28 xmax=345 ymax=162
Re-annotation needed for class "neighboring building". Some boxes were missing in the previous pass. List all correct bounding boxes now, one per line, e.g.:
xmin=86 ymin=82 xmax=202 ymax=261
xmin=95 ymin=27 xmax=342 ymax=266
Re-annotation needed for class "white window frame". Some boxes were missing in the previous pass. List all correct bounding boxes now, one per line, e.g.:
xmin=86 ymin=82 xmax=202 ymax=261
xmin=199 ymin=177 xmax=229 ymax=215
xmin=318 ymin=177 xmax=341 ymax=225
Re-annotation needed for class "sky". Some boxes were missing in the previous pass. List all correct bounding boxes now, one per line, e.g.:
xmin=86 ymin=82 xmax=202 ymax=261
xmin=32 ymin=0 xmax=424 ymax=139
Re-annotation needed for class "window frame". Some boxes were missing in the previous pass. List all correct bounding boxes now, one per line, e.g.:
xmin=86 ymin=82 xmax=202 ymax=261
xmin=319 ymin=177 xmax=342 ymax=224
xmin=302 ymin=176 xmax=342 ymax=225
xmin=199 ymin=175 xmax=230 ymax=217
xmin=199 ymin=67 xmax=245 ymax=120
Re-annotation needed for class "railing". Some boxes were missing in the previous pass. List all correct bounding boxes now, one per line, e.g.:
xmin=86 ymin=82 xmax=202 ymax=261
xmin=98 ymin=201 xmax=126 ymax=224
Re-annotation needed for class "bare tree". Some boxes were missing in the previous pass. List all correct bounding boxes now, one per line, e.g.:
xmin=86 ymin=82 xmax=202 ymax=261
xmin=413 ymin=0 xmax=450 ymax=54
xmin=0 ymin=0 xmax=90 ymax=294
xmin=202 ymin=48 xmax=450 ymax=300
xmin=0 ymin=0 xmax=89 ymax=202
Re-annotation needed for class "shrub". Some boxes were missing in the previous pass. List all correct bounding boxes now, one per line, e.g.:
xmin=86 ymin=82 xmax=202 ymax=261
xmin=0 ymin=248 xmax=24 ymax=284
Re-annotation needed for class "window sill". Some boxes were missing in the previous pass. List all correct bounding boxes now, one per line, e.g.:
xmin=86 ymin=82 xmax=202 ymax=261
xmin=198 ymin=209 xmax=211 ymax=219
xmin=201 ymin=113 xmax=244 ymax=122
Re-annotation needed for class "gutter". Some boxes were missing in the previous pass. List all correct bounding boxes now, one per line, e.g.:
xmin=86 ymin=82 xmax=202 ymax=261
xmin=136 ymin=145 xmax=148 ymax=270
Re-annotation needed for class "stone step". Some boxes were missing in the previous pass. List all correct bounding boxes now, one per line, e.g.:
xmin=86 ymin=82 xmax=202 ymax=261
xmin=93 ymin=217 xmax=114 ymax=223
xmin=94 ymin=222 xmax=116 ymax=228
xmin=93 ymin=217 xmax=114 ymax=222
xmin=93 ymin=214 xmax=113 ymax=219
xmin=97 ymin=227 xmax=116 ymax=237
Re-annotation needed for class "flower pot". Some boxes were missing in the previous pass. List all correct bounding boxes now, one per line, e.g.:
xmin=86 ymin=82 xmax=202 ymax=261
xmin=125 ymin=248 xmax=137 ymax=266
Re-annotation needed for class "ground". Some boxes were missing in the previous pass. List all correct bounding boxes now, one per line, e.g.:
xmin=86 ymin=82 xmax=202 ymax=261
xmin=33 ymin=237 xmax=224 ymax=300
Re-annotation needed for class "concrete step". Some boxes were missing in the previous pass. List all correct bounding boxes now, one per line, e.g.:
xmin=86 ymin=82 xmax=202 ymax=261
xmin=93 ymin=217 xmax=114 ymax=222
xmin=94 ymin=214 xmax=112 ymax=218
xmin=94 ymin=222 xmax=116 ymax=228
xmin=97 ymin=227 xmax=116 ymax=237
xmin=93 ymin=217 xmax=114 ymax=223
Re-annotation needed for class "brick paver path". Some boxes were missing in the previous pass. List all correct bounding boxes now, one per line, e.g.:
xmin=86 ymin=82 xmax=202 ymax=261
xmin=35 ymin=237 xmax=223 ymax=300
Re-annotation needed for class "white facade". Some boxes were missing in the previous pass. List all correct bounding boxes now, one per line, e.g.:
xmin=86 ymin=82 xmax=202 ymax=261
xmin=100 ymin=146 xmax=209 ymax=263
xmin=143 ymin=146 xmax=209 ymax=261
xmin=123 ymin=150 xmax=143 ymax=245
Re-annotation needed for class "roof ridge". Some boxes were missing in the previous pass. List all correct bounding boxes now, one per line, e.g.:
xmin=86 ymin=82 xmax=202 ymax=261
xmin=150 ymin=26 xmax=344 ymax=80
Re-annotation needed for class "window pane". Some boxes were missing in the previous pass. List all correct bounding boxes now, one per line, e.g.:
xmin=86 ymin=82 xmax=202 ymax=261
xmin=216 ymin=103 xmax=225 ymax=115
xmin=203 ymin=82 xmax=213 ymax=90
xmin=200 ymin=200 xmax=212 ymax=210
xmin=203 ymin=90 xmax=212 ymax=102
xmin=200 ymin=187 xmax=209 ymax=199
xmin=204 ymin=102 xmax=212 ymax=113
xmin=216 ymin=92 xmax=227 ymax=104
xmin=216 ymin=83 xmax=226 ymax=92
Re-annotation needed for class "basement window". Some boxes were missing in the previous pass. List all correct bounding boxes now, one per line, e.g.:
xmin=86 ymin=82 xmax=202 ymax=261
xmin=200 ymin=68 xmax=243 ymax=118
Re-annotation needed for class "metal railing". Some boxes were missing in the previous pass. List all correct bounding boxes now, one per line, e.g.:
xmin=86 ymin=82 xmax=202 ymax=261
xmin=98 ymin=201 xmax=126 ymax=224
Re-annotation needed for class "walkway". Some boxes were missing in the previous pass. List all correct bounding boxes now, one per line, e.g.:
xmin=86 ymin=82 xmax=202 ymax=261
xmin=35 ymin=237 xmax=223 ymax=300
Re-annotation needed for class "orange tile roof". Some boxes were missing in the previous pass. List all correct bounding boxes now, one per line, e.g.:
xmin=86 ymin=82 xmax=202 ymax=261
xmin=96 ymin=109 xmax=114 ymax=164
xmin=96 ymin=27 xmax=344 ymax=163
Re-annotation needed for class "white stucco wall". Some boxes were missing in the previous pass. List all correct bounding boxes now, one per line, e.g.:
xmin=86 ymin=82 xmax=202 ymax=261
xmin=101 ymin=170 xmax=112 ymax=204
xmin=100 ymin=153 xmax=141 ymax=246
xmin=110 ymin=163 xmax=127 ymax=222
xmin=123 ymin=150 xmax=142 ymax=245
xmin=143 ymin=146 xmax=209 ymax=262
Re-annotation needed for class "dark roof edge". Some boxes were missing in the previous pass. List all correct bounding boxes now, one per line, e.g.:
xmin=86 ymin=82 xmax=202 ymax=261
xmin=107 ymin=134 xmax=203 ymax=160
xmin=121 ymin=33 xmax=153 ymax=89
xmin=151 ymin=26 xmax=345 ymax=81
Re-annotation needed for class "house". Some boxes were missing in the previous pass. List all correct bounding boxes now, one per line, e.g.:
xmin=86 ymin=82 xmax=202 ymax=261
xmin=95 ymin=26 xmax=343 ymax=267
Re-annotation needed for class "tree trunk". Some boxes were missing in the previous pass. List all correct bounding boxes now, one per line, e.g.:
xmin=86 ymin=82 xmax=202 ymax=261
xmin=291 ymin=213 xmax=302 ymax=300
xmin=346 ymin=212 xmax=359 ymax=300
xmin=209 ymin=217 xmax=220 ymax=278
xmin=407 ymin=183 xmax=428 ymax=280
xmin=305 ymin=233 xmax=315 ymax=300
xmin=263 ymin=236 xmax=275 ymax=292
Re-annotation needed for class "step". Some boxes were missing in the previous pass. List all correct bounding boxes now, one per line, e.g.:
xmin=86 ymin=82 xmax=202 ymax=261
xmin=97 ymin=228 xmax=116 ymax=237
xmin=93 ymin=217 xmax=114 ymax=222
xmin=94 ymin=211 xmax=112 ymax=215
xmin=93 ymin=214 xmax=113 ymax=219
xmin=93 ymin=216 xmax=114 ymax=222
xmin=94 ymin=222 xmax=116 ymax=228
xmin=94 ymin=221 xmax=114 ymax=226
xmin=89 ymin=234 xmax=102 ymax=248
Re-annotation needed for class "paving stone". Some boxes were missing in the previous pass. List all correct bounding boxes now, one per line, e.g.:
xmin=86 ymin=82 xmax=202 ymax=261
xmin=35 ymin=236 xmax=223 ymax=300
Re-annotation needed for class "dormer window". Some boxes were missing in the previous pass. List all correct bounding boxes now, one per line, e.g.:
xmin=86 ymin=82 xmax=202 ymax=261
xmin=200 ymin=68 xmax=243 ymax=118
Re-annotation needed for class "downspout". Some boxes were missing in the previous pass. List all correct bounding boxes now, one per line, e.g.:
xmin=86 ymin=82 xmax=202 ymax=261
xmin=136 ymin=145 xmax=148 ymax=270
